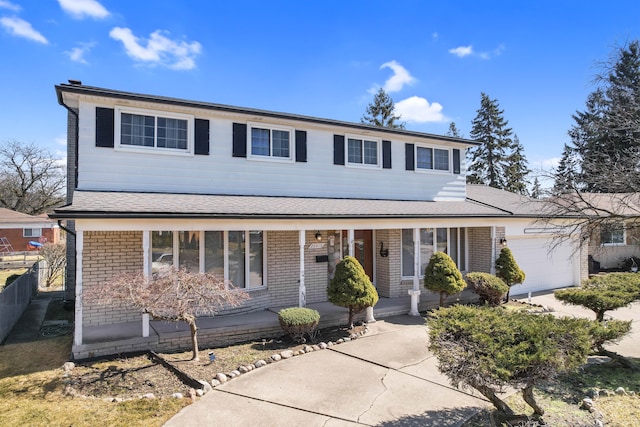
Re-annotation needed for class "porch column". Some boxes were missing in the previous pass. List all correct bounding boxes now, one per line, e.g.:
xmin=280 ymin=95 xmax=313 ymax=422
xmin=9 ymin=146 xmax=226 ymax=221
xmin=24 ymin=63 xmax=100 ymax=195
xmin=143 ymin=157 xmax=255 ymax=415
xmin=141 ymin=231 xmax=151 ymax=338
xmin=74 ymin=231 xmax=83 ymax=346
xmin=409 ymin=227 xmax=421 ymax=316
xmin=348 ymin=229 xmax=355 ymax=256
xmin=490 ymin=226 xmax=497 ymax=275
xmin=299 ymin=230 xmax=306 ymax=307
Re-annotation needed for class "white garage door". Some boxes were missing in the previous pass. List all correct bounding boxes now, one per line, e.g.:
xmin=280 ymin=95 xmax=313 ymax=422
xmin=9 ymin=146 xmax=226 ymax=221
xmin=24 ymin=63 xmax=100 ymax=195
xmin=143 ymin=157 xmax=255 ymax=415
xmin=506 ymin=237 xmax=576 ymax=296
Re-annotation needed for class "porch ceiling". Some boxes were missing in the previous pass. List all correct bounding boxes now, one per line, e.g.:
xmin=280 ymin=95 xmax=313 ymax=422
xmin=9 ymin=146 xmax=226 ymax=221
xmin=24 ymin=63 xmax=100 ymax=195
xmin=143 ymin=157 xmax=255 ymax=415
xmin=50 ymin=188 xmax=543 ymax=220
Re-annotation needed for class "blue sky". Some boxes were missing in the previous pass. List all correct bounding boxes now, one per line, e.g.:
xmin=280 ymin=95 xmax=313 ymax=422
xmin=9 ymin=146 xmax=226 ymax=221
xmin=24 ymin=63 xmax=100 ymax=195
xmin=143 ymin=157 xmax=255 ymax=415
xmin=2 ymin=0 xmax=640 ymax=185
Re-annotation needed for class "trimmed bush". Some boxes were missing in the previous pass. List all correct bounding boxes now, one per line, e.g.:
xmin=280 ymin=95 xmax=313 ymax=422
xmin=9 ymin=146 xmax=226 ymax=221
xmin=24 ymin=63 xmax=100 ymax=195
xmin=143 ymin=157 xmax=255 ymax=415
xmin=424 ymin=252 xmax=466 ymax=307
xmin=465 ymin=272 xmax=508 ymax=306
xmin=328 ymin=256 xmax=379 ymax=327
xmin=278 ymin=307 xmax=320 ymax=343
xmin=495 ymin=247 xmax=525 ymax=302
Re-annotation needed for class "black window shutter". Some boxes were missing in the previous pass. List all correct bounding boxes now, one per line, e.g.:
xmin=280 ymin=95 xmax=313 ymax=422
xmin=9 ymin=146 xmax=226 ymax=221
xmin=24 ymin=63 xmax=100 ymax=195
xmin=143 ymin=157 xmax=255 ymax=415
xmin=453 ymin=148 xmax=461 ymax=174
xmin=95 ymin=107 xmax=114 ymax=148
xmin=232 ymin=123 xmax=247 ymax=158
xmin=333 ymin=135 xmax=345 ymax=165
xmin=194 ymin=119 xmax=209 ymax=155
xmin=405 ymin=143 xmax=415 ymax=170
xmin=295 ymin=130 xmax=307 ymax=162
xmin=382 ymin=140 xmax=392 ymax=169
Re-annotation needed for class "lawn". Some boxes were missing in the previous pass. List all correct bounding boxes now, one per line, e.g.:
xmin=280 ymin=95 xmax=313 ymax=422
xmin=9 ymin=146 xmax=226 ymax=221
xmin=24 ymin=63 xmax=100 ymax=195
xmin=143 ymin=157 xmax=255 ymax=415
xmin=0 ymin=268 xmax=28 ymax=291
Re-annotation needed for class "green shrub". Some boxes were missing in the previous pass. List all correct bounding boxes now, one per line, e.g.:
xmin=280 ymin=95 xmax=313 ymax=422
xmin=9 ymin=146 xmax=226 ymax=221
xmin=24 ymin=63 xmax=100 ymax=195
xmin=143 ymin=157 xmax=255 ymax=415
xmin=495 ymin=247 xmax=525 ymax=302
xmin=278 ymin=307 xmax=320 ymax=343
xmin=5 ymin=274 xmax=22 ymax=286
xmin=429 ymin=305 xmax=592 ymax=416
xmin=465 ymin=272 xmax=508 ymax=306
xmin=423 ymin=252 xmax=466 ymax=307
xmin=555 ymin=273 xmax=640 ymax=321
xmin=327 ymin=256 xmax=379 ymax=327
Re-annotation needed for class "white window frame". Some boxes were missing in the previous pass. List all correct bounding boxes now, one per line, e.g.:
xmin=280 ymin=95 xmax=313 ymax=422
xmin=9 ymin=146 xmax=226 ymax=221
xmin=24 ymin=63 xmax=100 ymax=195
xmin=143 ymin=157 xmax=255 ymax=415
xmin=345 ymin=134 xmax=382 ymax=169
xmin=414 ymin=144 xmax=452 ymax=174
xmin=23 ymin=228 xmax=42 ymax=238
xmin=114 ymin=106 xmax=195 ymax=156
xmin=401 ymin=227 xmax=467 ymax=279
xmin=247 ymin=122 xmax=295 ymax=163
xmin=601 ymin=223 xmax=626 ymax=246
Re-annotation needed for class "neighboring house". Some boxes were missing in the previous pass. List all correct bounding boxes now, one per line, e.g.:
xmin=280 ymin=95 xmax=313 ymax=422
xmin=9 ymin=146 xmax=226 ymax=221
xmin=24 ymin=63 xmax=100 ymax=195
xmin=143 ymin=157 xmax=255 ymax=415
xmin=0 ymin=208 xmax=59 ymax=253
xmin=579 ymin=193 xmax=640 ymax=271
xmin=51 ymin=82 xmax=587 ymax=359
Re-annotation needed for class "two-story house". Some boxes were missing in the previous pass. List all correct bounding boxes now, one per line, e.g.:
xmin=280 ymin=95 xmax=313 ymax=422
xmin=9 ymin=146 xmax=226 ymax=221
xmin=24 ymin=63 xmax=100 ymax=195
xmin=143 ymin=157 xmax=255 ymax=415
xmin=51 ymin=82 xmax=587 ymax=359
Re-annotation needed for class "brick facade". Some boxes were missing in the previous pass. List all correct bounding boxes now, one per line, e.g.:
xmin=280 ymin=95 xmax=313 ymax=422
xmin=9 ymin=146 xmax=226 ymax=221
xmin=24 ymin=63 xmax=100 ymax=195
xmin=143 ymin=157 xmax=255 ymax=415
xmin=0 ymin=226 xmax=58 ymax=252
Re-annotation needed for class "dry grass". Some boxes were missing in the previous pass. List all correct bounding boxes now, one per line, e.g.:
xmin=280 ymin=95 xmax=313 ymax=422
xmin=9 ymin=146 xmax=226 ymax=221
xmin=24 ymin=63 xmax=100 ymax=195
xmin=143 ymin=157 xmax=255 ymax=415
xmin=0 ymin=268 xmax=27 ymax=290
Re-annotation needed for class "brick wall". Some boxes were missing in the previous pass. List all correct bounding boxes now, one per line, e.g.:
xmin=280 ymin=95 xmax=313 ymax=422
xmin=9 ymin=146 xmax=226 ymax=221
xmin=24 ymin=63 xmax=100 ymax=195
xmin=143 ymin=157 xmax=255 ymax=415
xmin=0 ymin=227 xmax=57 ymax=252
xmin=82 ymin=231 xmax=144 ymax=326
xmin=468 ymin=227 xmax=492 ymax=273
xmin=304 ymin=230 xmax=329 ymax=304
xmin=375 ymin=229 xmax=404 ymax=297
xmin=265 ymin=230 xmax=300 ymax=308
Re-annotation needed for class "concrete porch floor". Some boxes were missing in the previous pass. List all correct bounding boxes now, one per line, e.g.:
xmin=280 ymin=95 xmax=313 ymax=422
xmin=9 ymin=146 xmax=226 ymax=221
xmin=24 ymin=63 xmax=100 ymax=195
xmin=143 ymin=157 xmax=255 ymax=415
xmin=77 ymin=289 xmax=478 ymax=359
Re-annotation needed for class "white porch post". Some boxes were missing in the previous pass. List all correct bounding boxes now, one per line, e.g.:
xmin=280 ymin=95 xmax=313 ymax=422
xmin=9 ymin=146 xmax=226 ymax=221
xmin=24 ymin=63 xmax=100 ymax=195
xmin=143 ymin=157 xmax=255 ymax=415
xmin=74 ymin=231 xmax=83 ymax=346
xmin=348 ymin=229 xmax=354 ymax=256
xmin=490 ymin=226 xmax=497 ymax=275
xmin=409 ymin=227 xmax=421 ymax=316
xmin=141 ymin=231 xmax=151 ymax=338
xmin=299 ymin=230 xmax=306 ymax=307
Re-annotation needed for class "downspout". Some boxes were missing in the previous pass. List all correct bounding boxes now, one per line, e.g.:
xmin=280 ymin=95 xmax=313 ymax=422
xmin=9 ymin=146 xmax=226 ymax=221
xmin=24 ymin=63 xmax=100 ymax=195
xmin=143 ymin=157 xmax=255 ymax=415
xmin=57 ymin=219 xmax=76 ymax=237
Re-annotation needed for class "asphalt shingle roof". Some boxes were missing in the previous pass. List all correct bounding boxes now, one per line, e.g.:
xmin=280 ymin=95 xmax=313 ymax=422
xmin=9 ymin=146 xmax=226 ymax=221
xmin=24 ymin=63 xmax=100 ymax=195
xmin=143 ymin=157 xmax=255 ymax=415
xmin=50 ymin=186 xmax=544 ymax=220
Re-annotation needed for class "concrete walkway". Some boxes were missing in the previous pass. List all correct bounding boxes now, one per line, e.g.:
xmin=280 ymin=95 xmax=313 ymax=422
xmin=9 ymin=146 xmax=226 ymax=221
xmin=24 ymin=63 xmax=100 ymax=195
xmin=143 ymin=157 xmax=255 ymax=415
xmin=164 ymin=292 xmax=640 ymax=427
xmin=2 ymin=291 xmax=62 ymax=344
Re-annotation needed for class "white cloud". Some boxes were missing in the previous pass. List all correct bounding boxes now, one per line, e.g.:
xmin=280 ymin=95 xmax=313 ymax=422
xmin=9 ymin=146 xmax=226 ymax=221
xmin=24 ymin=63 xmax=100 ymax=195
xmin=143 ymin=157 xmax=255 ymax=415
xmin=55 ymin=135 xmax=67 ymax=146
xmin=449 ymin=44 xmax=505 ymax=60
xmin=395 ymin=96 xmax=447 ymax=123
xmin=380 ymin=60 xmax=416 ymax=93
xmin=58 ymin=0 xmax=109 ymax=19
xmin=109 ymin=27 xmax=202 ymax=70
xmin=449 ymin=45 xmax=473 ymax=57
xmin=0 ymin=16 xmax=48 ymax=44
xmin=0 ymin=1 xmax=20 ymax=12
xmin=65 ymin=41 xmax=95 ymax=64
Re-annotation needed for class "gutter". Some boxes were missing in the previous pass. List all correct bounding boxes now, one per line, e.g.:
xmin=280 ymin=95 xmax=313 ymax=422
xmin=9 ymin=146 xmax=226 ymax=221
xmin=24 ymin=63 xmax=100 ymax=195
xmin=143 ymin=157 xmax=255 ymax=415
xmin=57 ymin=219 xmax=76 ymax=237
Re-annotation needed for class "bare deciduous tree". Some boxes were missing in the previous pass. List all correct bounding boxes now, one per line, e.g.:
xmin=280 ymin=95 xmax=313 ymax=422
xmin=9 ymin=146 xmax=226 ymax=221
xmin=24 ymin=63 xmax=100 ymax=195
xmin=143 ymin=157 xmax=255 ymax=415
xmin=40 ymin=242 xmax=66 ymax=287
xmin=0 ymin=140 xmax=65 ymax=215
xmin=85 ymin=268 xmax=250 ymax=361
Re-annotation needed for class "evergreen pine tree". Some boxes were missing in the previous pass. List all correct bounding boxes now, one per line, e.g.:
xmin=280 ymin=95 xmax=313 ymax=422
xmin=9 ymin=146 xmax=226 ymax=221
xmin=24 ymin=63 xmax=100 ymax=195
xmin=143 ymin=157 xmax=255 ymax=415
xmin=568 ymin=41 xmax=640 ymax=193
xmin=467 ymin=93 xmax=513 ymax=188
xmin=503 ymin=134 xmax=531 ymax=195
xmin=530 ymin=177 xmax=542 ymax=199
xmin=553 ymin=143 xmax=579 ymax=194
xmin=446 ymin=121 xmax=462 ymax=138
xmin=361 ymin=88 xmax=406 ymax=129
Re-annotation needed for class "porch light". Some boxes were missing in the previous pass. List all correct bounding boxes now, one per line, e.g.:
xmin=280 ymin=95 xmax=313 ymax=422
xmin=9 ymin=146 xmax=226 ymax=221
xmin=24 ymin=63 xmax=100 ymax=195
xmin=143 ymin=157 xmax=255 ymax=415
xmin=315 ymin=231 xmax=322 ymax=241
xmin=500 ymin=238 xmax=507 ymax=246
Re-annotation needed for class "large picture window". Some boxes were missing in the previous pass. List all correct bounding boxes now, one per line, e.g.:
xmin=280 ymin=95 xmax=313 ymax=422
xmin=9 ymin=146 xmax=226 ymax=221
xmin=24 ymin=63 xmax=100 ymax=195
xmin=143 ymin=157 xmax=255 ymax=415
xmin=402 ymin=227 xmax=466 ymax=277
xmin=116 ymin=107 xmax=193 ymax=154
xmin=151 ymin=230 xmax=265 ymax=289
xmin=249 ymin=123 xmax=293 ymax=161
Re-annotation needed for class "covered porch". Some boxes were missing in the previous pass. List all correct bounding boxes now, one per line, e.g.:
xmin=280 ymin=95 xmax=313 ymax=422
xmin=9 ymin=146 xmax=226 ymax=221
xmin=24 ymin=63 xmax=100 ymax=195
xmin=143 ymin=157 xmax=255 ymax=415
xmin=73 ymin=289 xmax=479 ymax=360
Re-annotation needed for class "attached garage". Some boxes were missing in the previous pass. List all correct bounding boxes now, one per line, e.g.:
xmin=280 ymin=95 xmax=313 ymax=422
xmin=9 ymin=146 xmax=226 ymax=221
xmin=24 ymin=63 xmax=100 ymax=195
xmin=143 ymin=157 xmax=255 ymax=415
xmin=507 ymin=236 xmax=580 ymax=296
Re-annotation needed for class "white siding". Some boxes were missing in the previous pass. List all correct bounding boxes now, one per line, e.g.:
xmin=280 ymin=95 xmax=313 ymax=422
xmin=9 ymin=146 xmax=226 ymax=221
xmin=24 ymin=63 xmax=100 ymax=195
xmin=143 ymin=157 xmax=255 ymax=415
xmin=75 ymin=100 xmax=467 ymax=201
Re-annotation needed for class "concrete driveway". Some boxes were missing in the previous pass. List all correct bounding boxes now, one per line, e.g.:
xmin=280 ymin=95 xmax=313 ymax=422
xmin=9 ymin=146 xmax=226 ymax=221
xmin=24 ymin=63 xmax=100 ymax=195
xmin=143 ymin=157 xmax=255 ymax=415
xmin=164 ymin=293 xmax=640 ymax=426
xmin=164 ymin=315 xmax=490 ymax=427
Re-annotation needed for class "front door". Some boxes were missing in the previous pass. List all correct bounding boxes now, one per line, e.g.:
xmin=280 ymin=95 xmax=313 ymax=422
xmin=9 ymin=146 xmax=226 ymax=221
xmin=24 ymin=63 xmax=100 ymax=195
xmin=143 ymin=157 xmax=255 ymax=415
xmin=342 ymin=230 xmax=374 ymax=283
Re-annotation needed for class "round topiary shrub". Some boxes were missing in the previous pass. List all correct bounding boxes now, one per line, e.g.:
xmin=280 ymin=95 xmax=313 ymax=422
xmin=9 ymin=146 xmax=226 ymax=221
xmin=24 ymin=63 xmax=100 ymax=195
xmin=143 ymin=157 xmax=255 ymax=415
xmin=465 ymin=272 xmax=508 ymax=306
xmin=424 ymin=252 xmax=466 ymax=307
xmin=278 ymin=307 xmax=320 ymax=343
xmin=327 ymin=256 xmax=379 ymax=328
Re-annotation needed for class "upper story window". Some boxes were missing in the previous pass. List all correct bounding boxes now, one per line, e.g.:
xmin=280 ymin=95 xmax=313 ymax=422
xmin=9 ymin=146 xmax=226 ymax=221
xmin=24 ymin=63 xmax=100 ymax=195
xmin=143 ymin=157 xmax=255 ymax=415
xmin=347 ymin=136 xmax=380 ymax=167
xmin=416 ymin=146 xmax=450 ymax=172
xmin=248 ymin=123 xmax=293 ymax=161
xmin=601 ymin=223 xmax=625 ymax=245
xmin=23 ymin=228 xmax=42 ymax=238
xmin=115 ymin=107 xmax=194 ymax=155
